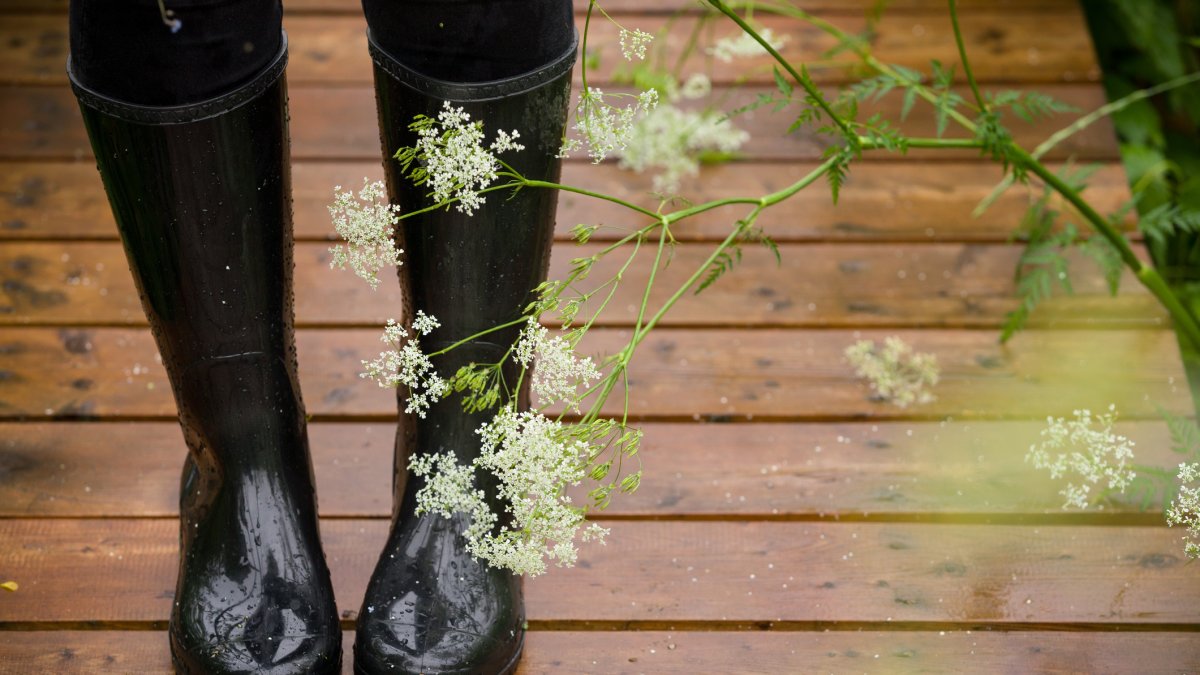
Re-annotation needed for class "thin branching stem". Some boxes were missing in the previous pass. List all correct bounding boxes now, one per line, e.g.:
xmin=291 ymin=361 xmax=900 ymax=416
xmin=947 ymin=0 xmax=988 ymax=113
xmin=705 ymin=0 xmax=857 ymax=142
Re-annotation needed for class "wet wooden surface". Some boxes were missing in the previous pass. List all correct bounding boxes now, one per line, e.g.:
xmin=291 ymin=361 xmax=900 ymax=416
xmin=2 ymin=1 xmax=1199 ymax=673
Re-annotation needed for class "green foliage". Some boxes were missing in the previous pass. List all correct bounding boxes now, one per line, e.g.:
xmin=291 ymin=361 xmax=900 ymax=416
xmin=447 ymin=363 xmax=504 ymax=414
xmin=696 ymin=242 xmax=743 ymax=294
xmin=1164 ymin=408 xmax=1200 ymax=457
xmin=1002 ymin=164 xmax=1129 ymax=341
xmin=928 ymin=60 xmax=966 ymax=137
xmin=985 ymin=89 xmax=1078 ymax=123
xmin=1125 ymin=410 xmax=1200 ymax=510
xmin=694 ymin=219 xmax=780 ymax=294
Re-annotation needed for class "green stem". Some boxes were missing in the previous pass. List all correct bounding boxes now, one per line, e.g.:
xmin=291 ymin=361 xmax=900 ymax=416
xmin=581 ymin=1 xmax=596 ymax=92
xmin=975 ymin=71 xmax=1200 ymax=217
xmin=705 ymin=0 xmax=856 ymax=142
xmin=521 ymin=179 xmax=661 ymax=220
xmin=426 ymin=316 xmax=530 ymax=357
xmin=860 ymin=137 xmax=984 ymax=150
xmin=1013 ymin=145 xmax=1200 ymax=350
xmin=637 ymin=158 xmax=835 ymax=344
xmin=947 ymin=0 xmax=988 ymax=113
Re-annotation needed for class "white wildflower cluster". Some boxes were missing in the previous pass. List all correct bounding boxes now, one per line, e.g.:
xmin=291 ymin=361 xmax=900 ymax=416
xmin=1167 ymin=462 xmax=1200 ymax=558
xmin=361 ymin=311 xmax=447 ymax=418
xmin=560 ymin=87 xmax=659 ymax=163
xmin=410 ymin=101 xmax=524 ymax=216
xmin=514 ymin=319 xmax=601 ymax=410
xmin=618 ymin=76 xmax=748 ymax=193
xmin=410 ymin=407 xmax=611 ymax=576
xmin=707 ymin=27 xmax=790 ymax=63
xmin=618 ymin=27 xmax=654 ymax=61
xmin=1025 ymin=406 xmax=1137 ymax=510
xmin=328 ymin=179 xmax=403 ymax=290
xmin=844 ymin=337 xmax=939 ymax=408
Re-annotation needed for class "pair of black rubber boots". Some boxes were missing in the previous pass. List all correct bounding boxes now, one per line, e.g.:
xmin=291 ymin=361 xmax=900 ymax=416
xmin=69 ymin=28 xmax=575 ymax=675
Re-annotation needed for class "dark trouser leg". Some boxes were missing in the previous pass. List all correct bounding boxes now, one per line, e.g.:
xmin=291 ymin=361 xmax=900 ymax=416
xmin=68 ymin=3 xmax=340 ymax=672
xmin=354 ymin=3 xmax=575 ymax=673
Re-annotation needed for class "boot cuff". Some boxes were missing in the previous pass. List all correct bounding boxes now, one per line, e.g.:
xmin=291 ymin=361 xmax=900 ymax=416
xmin=67 ymin=33 xmax=289 ymax=125
xmin=367 ymin=28 xmax=578 ymax=103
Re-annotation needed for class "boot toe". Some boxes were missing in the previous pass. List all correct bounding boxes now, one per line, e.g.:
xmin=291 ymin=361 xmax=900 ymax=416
xmin=354 ymin=613 xmax=523 ymax=675
xmin=171 ymin=626 xmax=342 ymax=675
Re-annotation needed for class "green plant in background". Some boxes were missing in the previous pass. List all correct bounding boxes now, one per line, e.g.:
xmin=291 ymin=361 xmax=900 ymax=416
xmin=332 ymin=0 xmax=1200 ymax=570
xmin=1084 ymin=0 xmax=1200 ymax=413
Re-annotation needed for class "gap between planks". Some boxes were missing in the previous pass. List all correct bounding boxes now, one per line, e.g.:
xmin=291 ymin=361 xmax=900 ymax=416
xmin=3 ymin=519 xmax=1199 ymax=626
xmin=2 ymin=629 xmax=1199 ymax=675
xmin=0 ymin=420 xmax=1189 ymax=519
xmin=0 ymin=161 xmax=1135 ymax=243
xmin=1 ymin=11 xmax=1100 ymax=87
xmin=0 ymin=328 xmax=1189 ymax=421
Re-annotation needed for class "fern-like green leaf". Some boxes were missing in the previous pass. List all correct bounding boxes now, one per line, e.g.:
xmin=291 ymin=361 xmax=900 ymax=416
xmin=1163 ymin=408 xmax=1200 ymax=457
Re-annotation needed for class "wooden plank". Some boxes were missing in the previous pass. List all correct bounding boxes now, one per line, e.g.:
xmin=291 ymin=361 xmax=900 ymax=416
xmin=0 ymin=85 xmax=1118 ymax=161
xmin=0 ymin=12 xmax=1098 ymax=87
xmin=2 ymin=630 xmax=1198 ymax=675
xmin=0 ymin=161 xmax=1136 ymax=243
xmin=0 ymin=327 xmax=1187 ymax=421
xmin=0 ymin=420 xmax=1184 ymax=519
xmin=0 ymin=241 xmax=1162 ymax=329
xmin=2 ymin=519 xmax=1197 ymax=625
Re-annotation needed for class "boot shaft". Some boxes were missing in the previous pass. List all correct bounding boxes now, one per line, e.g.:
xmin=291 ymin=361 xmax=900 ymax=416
xmin=70 ymin=41 xmax=309 ymax=470
xmin=71 ymin=41 xmax=297 ymax=373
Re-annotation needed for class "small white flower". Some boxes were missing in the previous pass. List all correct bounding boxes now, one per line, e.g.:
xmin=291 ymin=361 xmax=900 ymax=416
xmin=409 ymin=407 xmax=610 ymax=576
xmin=844 ymin=337 xmax=939 ymax=408
xmin=679 ymin=73 xmax=712 ymax=100
xmin=617 ymin=99 xmax=748 ymax=193
xmin=514 ymin=319 xmax=601 ymax=410
xmin=407 ymin=102 xmax=523 ymax=216
xmin=561 ymin=87 xmax=659 ymax=163
xmin=1025 ymin=405 xmax=1137 ymax=510
xmin=1167 ymin=462 xmax=1200 ymax=559
xmin=411 ymin=310 xmax=440 ymax=336
xmin=361 ymin=315 xmax=447 ymax=418
xmin=618 ymin=27 xmax=654 ymax=61
xmin=328 ymin=179 xmax=403 ymax=290
xmin=708 ymin=28 xmax=790 ymax=63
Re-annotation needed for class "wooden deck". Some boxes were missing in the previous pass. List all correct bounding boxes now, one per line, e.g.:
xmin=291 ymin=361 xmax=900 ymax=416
xmin=3 ymin=1 xmax=1200 ymax=672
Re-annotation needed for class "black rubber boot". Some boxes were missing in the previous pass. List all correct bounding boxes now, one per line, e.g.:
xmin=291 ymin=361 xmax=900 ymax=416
xmin=69 ymin=37 xmax=342 ymax=675
xmin=353 ymin=31 xmax=577 ymax=675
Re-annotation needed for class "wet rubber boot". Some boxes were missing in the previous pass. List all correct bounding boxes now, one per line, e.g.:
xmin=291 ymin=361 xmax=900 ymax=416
xmin=68 ymin=37 xmax=342 ymax=675
xmin=353 ymin=30 xmax=577 ymax=675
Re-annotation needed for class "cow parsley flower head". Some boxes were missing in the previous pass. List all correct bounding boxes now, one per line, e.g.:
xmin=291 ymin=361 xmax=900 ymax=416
xmin=1025 ymin=405 xmax=1137 ymax=510
xmin=708 ymin=27 xmax=790 ymax=63
xmin=844 ymin=337 xmax=939 ymax=407
xmin=328 ymin=179 xmax=403 ymax=290
xmin=514 ymin=319 xmax=601 ymax=410
xmin=361 ymin=311 xmax=447 ymax=418
xmin=560 ymin=87 xmax=659 ymax=163
xmin=679 ymin=73 xmax=712 ymax=100
xmin=619 ymin=27 xmax=654 ymax=61
xmin=399 ymin=101 xmax=524 ymax=216
xmin=1167 ymin=462 xmax=1200 ymax=558
xmin=618 ymin=100 xmax=749 ymax=193
xmin=409 ymin=407 xmax=611 ymax=576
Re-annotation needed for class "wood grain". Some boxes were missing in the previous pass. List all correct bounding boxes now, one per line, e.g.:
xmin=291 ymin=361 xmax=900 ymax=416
xmin=0 ymin=161 xmax=1135 ymax=243
xmin=1 ymin=630 xmax=1197 ymax=675
xmin=0 ymin=12 xmax=1099 ymax=86
xmin=2 ymin=519 xmax=1197 ymax=625
xmin=0 ymin=241 xmax=1162 ymax=328
xmin=0 ymin=85 xmax=1117 ymax=161
xmin=0 ymin=420 xmax=1184 ymax=519
xmin=0 ymin=0 xmax=1095 ymax=14
xmin=0 ymin=328 xmax=1188 ymax=421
